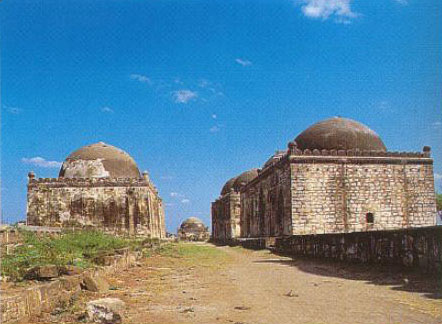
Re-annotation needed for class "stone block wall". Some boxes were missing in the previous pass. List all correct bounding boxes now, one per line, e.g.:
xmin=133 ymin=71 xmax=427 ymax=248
xmin=275 ymin=226 xmax=442 ymax=273
xmin=211 ymin=191 xmax=240 ymax=242
xmin=27 ymin=178 xmax=165 ymax=238
xmin=290 ymin=156 xmax=436 ymax=235
xmin=240 ymin=162 xmax=292 ymax=237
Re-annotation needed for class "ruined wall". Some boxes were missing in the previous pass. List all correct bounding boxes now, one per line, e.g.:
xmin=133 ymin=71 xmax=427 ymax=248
xmin=275 ymin=226 xmax=442 ymax=273
xmin=211 ymin=191 xmax=240 ymax=242
xmin=240 ymin=161 xmax=292 ymax=238
xmin=0 ymin=249 xmax=140 ymax=324
xmin=27 ymin=178 xmax=165 ymax=238
xmin=289 ymin=153 xmax=436 ymax=235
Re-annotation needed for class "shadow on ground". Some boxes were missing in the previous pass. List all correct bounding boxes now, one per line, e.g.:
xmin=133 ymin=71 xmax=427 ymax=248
xmin=255 ymin=254 xmax=442 ymax=300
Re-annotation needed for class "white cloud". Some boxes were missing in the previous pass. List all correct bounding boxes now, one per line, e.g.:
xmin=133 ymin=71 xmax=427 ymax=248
xmin=432 ymin=121 xmax=441 ymax=128
xmin=173 ymin=90 xmax=198 ymax=104
xmin=212 ymin=114 xmax=217 ymax=119
xmin=101 ymin=106 xmax=114 ymax=113
xmin=435 ymin=173 xmax=442 ymax=180
xmin=22 ymin=157 xmax=62 ymax=168
xmin=378 ymin=101 xmax=390 ymax=111
xmin=209 ymin=126 xmax=220 ymax=133
xmin=170 ymin=192 xmax=183 ymax=198
xmin=174 ymin=78 xmax=184 ymax=85
xmin=181 ymin=199 xmax=190 ymax=204
xmin=299 ymin=0 xmax=358 ymax=23
xmin=235 ymin=58 xmax=252 ymax=67
xmin=198 ymin=79 xmax=209 ymax=88
xmin=130 ymin=74 xmax=152 ymax=85
xmin=394 ymin=0 xmax=408 ymax=5
xmin=160 ymin=175 xmax=174 ymax=180
xmin=3 ymin=105 xmax=22 ymax=114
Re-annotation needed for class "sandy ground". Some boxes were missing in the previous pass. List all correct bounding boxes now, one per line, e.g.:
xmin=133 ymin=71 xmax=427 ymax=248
xmin=36 ymin=243 xmax=442 ymax=324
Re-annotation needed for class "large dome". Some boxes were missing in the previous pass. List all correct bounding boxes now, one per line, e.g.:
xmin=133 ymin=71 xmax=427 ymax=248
xmin=232 ymin=169 xmax=259 ymax=191
xmin=294 ymin=117 xmax=387 ymax=152
xmin=59 ymin=142 xmax=141 ymax=179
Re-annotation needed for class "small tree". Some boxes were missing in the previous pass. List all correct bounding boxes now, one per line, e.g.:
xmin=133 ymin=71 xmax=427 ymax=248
xmin=436 ymin=193 xmax=442 ymax=211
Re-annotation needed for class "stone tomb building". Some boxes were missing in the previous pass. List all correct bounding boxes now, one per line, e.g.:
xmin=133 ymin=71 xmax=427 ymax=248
xmin=211 ymin=169 xmax=258 ymax=241
xmin=26 ymin=142 xmax=165 ymax=238
xmin=212 ymin=117 xmax=436 ymax=242
xmin=177 ymin=217 xmax=210 ymax=241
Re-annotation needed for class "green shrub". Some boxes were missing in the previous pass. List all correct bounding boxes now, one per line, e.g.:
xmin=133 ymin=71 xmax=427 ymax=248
xmin=436 ymin=193 xmax=442 ymax=211
xmin=1 ymin=230 xmax=138 ymax=281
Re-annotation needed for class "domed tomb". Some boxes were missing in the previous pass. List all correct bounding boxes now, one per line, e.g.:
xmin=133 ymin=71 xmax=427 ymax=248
xmin=59 ymin=142 xmax=141 ymax=179
xmin=178 ymin=217 xmax=210 ymax=241
xmin=232 ymin=169 xmax=259 ymax=191
xmin=294 ymin=117 xmax=387 ymax=152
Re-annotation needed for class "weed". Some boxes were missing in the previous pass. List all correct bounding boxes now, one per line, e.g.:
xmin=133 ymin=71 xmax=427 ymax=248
xmin=1 ymin=229 xmax=143 ymax=281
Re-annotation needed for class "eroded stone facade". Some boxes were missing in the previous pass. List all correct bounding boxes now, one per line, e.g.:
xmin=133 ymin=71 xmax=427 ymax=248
xmin=27 ymin=174 xmax=165 ymax=238
xmin=211 ymin=191 xmax=240 ymax=241
xmin=26 ymin=142 xmax=165 ymax=238
xmin=241 ymin=149 xmax=436 ymax=238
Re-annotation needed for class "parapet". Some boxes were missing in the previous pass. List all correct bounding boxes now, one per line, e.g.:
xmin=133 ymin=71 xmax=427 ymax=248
xmin=27 ymin=176 xmax=154 ymax=189
xmin=287 ymin=141 xmax=431 ymax=158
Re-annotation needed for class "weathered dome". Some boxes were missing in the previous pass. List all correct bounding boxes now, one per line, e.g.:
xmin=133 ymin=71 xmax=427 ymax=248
xmin=59 ymin=142 xmax=141 ymax=179
xmin=294 ymin=117 xmax=387 ymax=152
xmin=221 ymin=177 xmax=237 ymax=195
xmin=181 ymin=217 xmax=204 ymax=226
xmin=180 ymin=217 xmax=207 ymax=231
xmin=233 ymin=169 xmax=259 ymax=191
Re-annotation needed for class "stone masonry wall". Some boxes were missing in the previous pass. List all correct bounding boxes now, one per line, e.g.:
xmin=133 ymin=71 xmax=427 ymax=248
xmin=290 ymin=158 xmax=436 ymax=235
xmin=0 ymin=249 xmax=140 ymax=324
xmin=275 ymin=226 xmax=442 ymax=273
xmin=240 ymin=162 xmax=292 ymax=237
xmin=211 ymin=191 xmax=240 ymax=242
xmin=27 ymin=178 xmax=165 ymax=238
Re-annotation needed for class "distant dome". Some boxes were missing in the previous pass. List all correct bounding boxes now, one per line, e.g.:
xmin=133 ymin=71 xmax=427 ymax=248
xmin=294 ymin=117 xmax=387 ymax=152
xmin=180 ymin=217 xmax=207 ymax=231
xmin=59 ymin=142 xmax=141 ymax=179
xmin=181 ymin=217 xmax=204 ymax=226
xmin=221 ymin=177 xmax=237 ymax=195
xmin=233 ymin=169 xmax=259 ymax=191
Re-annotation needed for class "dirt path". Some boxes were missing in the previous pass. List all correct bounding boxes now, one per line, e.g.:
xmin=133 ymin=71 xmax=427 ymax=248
xmin=42 ymin=243 xmax=442 ymax=324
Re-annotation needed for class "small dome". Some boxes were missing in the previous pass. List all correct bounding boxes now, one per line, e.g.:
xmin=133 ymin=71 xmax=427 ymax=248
xmin=221 ymin=177 xmax=237 ymax=195
xmin=233 ymin=169 xmax=259 ymax=191
xmin=294 ymin=117 xmax=387 ymax=152
xmin=180 ymin=217 xmax=207 ymax=231
xmin=263 ymin=150 xmax=286 ymax=168
xmin=59 ymin=142 xmax=141 ymax=179
xmin=181 ymin=217 xmax=204 ymax=226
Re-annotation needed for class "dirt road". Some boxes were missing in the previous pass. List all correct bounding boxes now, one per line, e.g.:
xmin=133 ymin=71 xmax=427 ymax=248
xmin=43 ymin=243 xmax=442 ymax=324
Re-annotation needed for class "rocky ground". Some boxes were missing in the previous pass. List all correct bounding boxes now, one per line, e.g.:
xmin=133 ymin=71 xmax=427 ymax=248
xmin=33 ymin=243 xmax=441 ymax=324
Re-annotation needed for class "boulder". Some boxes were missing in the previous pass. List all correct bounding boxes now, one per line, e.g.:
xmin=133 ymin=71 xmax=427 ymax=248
xmin=59 ymin=265 xmax=83 ymax=276
xmin=24 ymin=265 xmax=60 ymax=280
xmin=82 ymin=274 xmax=109 ymax=292
xmin=86 ymin=298 xmax=125 ymax=324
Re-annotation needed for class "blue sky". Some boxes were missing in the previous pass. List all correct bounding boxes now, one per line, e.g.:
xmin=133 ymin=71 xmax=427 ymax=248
xmin=1 ymin=0 xmax=441 ymax=232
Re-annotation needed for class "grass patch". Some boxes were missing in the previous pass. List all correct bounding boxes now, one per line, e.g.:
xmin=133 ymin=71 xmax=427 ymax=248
xmin=153 ymin=242 xmax=229 ymax=268
xmin=1 ymin=229 xmax=146 ymax=281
